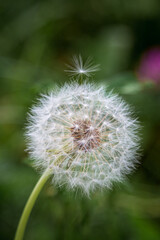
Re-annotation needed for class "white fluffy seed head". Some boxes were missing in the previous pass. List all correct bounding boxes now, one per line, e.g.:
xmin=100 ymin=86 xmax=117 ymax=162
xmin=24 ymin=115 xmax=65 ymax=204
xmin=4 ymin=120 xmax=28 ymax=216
xmin=26 ymin=83 xmax=140 ymax=195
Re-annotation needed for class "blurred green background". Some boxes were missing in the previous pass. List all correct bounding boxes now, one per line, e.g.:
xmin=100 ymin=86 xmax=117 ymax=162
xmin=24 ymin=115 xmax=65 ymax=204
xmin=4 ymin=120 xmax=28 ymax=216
xmin=0 ymin=0 xmax=160 ymax=239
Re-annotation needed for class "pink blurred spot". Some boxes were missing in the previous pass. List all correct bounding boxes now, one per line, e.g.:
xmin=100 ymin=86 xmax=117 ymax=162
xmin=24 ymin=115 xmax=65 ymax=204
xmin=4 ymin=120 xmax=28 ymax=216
xmin=138 ymin=47 xmax=160 ymax=84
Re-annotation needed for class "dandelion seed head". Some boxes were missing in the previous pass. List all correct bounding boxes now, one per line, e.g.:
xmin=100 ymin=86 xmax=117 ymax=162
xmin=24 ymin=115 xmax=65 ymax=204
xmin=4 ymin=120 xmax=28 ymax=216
xmin=26 ymin=83 xmax=140 ymax=195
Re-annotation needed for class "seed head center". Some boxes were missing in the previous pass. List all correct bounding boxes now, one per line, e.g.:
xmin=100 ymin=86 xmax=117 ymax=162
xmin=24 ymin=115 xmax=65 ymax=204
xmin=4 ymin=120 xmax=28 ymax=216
xmin=70 ymin=120 xmax=101 ymax=151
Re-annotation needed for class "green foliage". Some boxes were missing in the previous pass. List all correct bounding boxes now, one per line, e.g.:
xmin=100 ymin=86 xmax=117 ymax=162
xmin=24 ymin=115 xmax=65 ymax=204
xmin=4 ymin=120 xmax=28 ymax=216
xmin=0 ymin=0 xmax=160 ymax=239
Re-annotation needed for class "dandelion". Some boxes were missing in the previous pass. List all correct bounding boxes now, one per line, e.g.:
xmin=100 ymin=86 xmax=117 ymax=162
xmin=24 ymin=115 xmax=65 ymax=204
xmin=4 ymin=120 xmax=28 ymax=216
xmin=15 ymin=61 xmax=140 ymax=240
xmin=26 ymin=83 xmax=140 ymax=195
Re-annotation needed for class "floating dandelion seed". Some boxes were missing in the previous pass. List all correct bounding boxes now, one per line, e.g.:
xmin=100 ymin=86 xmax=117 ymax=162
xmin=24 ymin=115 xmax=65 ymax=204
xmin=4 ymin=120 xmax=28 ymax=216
xmin=65 ymin=55 xmax=100 ymax=79
xmin=26 ymin=83 xmax=140 ymax=195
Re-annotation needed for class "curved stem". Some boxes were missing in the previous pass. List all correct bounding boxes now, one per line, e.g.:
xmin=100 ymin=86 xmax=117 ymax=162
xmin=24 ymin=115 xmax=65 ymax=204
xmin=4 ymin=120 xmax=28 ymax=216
xmin=14 ymin=168 xmax=52 ymax=240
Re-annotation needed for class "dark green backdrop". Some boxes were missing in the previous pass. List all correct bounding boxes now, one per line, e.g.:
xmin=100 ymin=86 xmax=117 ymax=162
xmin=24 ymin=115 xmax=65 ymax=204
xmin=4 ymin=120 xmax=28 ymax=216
xmin=0 ymin=0 xmax=160 ymax=239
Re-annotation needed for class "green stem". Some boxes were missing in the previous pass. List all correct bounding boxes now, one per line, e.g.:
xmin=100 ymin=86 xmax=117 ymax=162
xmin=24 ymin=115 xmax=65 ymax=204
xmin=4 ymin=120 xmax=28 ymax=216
xmin=14 ymin=168 xmax=52 ymax=240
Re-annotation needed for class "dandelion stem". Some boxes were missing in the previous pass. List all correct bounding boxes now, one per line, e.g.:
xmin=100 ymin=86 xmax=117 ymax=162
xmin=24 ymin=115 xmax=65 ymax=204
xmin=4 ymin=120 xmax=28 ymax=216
xmin=14 ymin=168 xmax=52 ymax=240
